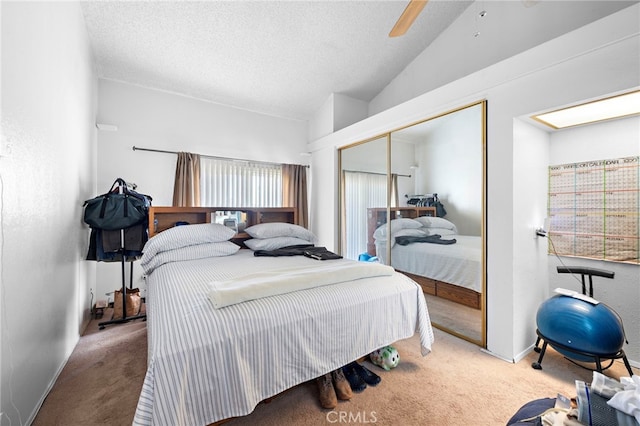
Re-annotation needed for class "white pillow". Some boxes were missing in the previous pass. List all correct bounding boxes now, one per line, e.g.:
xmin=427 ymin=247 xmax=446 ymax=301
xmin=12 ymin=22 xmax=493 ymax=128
xmin=143 ymin=223 xmax=236 ymax=259
xmin=244 ymin=237 xmax=313 ymax=251
xmin=414 ymin=216 xmax=458 ymax=232
xmin=373 ymin=218 xmax=422 ymax=239
xmin=244 ymin=222 xmax=317 ymax=243
xmin=423 ymin=227 xmax=457 ymax=236
xmin=141 ymin=241 xmax=240 ymax=274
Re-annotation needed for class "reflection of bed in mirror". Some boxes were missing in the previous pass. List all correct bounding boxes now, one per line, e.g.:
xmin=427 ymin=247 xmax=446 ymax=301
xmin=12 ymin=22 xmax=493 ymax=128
xmin=366 ymin=207 xmax=436 ymax=256
xmin=370 ymin=212 xmax=482 ymax=310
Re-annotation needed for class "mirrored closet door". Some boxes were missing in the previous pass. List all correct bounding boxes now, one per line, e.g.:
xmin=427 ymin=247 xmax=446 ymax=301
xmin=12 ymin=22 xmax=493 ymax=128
xmin=339 ymin=135 xmax=389 ymax=262
xmin=339 ymin=101 xmax=486 ymax=347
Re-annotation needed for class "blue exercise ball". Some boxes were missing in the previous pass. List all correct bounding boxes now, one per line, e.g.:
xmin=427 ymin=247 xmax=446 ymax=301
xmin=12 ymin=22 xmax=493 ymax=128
xmin=536 ymin=295 xmax=625 ymax=362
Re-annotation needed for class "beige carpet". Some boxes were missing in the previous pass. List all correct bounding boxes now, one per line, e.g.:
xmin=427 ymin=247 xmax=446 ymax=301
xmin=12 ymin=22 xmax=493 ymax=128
xmin=32 ymin=311 xmax=148 ymax=426
xmin=33 ymin=312 xmax=637 ymax=426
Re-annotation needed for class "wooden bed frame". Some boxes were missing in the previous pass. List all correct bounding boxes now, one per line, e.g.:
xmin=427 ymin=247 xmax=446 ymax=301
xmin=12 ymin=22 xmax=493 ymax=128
xmin=148 ymin=206 xmax=297 ymax=246
xmin=146 ymin=206 xmax=300 ymax=426
xmin=400 ymin=271 xmax=481 ymax=310
xmin=139 ymin=206 xmax=433 ymax=426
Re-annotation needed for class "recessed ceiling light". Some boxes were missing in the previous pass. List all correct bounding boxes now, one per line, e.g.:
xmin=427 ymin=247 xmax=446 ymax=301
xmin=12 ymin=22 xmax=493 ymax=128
xmin=532 ymin=90 xmax=640 ymax=129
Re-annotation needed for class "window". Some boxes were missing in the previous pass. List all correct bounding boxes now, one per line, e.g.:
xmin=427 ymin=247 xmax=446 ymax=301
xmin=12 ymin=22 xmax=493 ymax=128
xmin=343 ymin=171 xmax=387 ymax=260
xmin=200 ymin=158 xmax=282 ymax=207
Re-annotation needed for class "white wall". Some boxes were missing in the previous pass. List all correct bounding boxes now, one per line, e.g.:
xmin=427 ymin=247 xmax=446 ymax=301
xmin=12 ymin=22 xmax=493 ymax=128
xmin=308 ymin=94 xmax=335 ymax=142
xmin=333 ymin=94 xmax=368 ymax=134
xmin=310 ymin=145 xmax=339 ymax=251
xmin=390 ymin=140 xmax=417 ymax=206
xmin=0 ymin=2 xmax=97 ymax=424
xmin=549 ymin=116 xmax=639 ymax=163
xmin=308 ymin=93 xmax=368 ymax=142
xmin=512 ymin=120 xmax=550 ymax=361
xmin=95 ymin=79 xmax=309 ymax=300
xmin=308 ymin=5 xmax=640 ymax=364
xmin=545 ymin=116 xmax=640 ymax=364
xmin=416 ymin=105 xmax=483 ymax=236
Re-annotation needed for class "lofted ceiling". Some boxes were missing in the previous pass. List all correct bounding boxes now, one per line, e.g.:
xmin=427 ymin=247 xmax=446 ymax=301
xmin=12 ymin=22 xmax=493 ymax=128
xmin=80 ymin=1 xmax=637 ymax=122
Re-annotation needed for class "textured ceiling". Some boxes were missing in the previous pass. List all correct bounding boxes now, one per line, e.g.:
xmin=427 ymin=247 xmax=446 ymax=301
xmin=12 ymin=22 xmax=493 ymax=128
xmin=81 ymin=0 xmax=472 ymax=120
xmin=80 ymin=1 xmax=637 ymax=122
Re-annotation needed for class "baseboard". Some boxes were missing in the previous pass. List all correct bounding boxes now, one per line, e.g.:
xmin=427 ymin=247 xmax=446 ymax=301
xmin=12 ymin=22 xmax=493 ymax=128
xmin=482 ymin=346 xmax=639 ymax=372
xmin=480 ymin=348 xmax=515 ymax=363
xmin=511 ymin=344 xmax=639 ymax=372
xmin=514 ymin=344 xmax=536 ymax=363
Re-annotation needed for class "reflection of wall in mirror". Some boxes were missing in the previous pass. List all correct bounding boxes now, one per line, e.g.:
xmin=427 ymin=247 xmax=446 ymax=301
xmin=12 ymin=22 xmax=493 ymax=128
xmin=341 ymin=137 xmax=387 ymax=175
xmin=214 ymin=211 xmax=247 ymax=232
xmin=391 ymin=139 xmax=417 ymax=206
xmin=415 ymin=107 xmax=482 ymax=236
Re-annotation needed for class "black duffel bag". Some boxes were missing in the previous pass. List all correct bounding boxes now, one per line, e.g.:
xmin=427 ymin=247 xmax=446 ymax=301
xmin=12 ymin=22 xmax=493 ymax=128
xmin=83 ymin=178 xmax=152 ymax=231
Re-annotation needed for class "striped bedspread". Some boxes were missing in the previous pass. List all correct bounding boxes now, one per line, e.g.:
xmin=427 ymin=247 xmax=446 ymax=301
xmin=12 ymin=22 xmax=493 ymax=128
xmin=376 ymin=235 xmax=482 ymax=292
xmin=133 ymin=250 xmax=434 ymax=426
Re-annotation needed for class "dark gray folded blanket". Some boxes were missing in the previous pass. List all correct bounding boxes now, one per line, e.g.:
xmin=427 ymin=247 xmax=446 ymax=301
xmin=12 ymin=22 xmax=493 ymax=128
xmin=253 ymin=245 xmax=343 ymax=260
xmin=395 ymin=235 xmax=457 ymax=245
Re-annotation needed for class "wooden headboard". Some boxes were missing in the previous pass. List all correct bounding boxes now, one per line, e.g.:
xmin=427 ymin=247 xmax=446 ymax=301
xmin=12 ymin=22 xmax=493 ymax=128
xmin=148 ymin=206 xmax=298 ymax=246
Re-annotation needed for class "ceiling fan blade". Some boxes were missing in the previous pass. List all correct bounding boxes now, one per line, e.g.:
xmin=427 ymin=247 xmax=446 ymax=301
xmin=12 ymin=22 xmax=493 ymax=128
xmin=389 ymin=0 xmax=429 ymax=37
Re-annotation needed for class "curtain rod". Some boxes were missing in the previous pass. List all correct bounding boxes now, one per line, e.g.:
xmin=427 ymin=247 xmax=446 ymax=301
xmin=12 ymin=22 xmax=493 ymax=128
xmin=343 ymin=169 xmax=411 ymax=178
xmin=132 ymin=146 xmax=309 ymax=168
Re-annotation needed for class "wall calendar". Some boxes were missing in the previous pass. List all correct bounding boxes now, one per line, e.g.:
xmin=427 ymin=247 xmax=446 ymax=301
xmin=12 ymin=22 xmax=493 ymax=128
xmin=548 ymin=156 xmax=639 ymax=264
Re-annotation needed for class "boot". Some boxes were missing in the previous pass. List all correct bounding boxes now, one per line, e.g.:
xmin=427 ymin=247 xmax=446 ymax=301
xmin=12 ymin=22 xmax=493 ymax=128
xmin=316 ymin=373 xmax=337 ymax=409
xmin=332 ymin=368 xmax=353 ymax=400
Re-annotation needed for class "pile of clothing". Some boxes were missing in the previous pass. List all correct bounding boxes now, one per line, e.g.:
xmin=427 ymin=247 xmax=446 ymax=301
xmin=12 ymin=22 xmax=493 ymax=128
xmin=507 ymin=371 xmax=639 ymax=426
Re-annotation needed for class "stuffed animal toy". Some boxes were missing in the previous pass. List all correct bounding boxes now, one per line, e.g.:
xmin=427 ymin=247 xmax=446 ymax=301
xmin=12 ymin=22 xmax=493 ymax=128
xmin=369 ymin=345 xmax=399 ymax=371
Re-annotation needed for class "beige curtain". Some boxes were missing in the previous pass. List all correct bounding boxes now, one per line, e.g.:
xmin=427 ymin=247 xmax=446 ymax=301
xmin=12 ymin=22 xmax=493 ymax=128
xmin=282 ymin=164 xmax=308 ymax=228
xmin=172 ymin=152 xmax=201 ymax=207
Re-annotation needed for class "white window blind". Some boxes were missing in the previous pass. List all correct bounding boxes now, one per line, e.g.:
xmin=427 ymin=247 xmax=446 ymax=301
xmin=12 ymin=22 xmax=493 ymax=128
xmin=343 ymin=171 xmax=387 ymax=260
xmin=200 ymin=158 xmax=282 ymax=207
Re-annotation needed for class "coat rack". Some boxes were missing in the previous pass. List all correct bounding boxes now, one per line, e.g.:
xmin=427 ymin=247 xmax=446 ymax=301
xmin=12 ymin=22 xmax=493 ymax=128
xmin=83 ymin=178 xmax=151 ymax=329
xmin=98 ymin=234 xmax=146 ymax=330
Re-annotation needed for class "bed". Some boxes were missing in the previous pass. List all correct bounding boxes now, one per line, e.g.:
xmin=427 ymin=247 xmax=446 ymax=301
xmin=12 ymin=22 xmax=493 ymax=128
xmin=372 ymin=216 xmax=482 ymax=309
xmin=133 ymin=208 xmax=434 ymax=426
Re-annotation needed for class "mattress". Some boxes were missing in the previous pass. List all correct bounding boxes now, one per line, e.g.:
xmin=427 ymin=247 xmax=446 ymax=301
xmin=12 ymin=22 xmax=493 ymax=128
xmin=133 ymin=250 xmax=433 ymax=426
xmin=376 ymin=235 xmax=482 ymax=292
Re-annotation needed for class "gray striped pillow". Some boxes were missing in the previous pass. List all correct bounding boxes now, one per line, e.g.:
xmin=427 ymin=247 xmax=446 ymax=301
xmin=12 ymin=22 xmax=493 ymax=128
xmin=244 ymin=222 xmax=316 ymax=243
